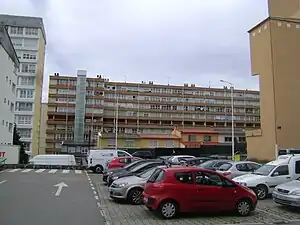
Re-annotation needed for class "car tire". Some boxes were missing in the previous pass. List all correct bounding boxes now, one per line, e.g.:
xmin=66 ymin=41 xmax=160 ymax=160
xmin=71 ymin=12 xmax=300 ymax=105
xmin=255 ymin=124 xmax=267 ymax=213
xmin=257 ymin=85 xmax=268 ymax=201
xmin=255 ymin=184 xmax=268 ymax=200
xmin=127 ymin=188 xmax=143 ymax=205
xmin=158 ymin=200 xmax=179 ymax=219
xmin=94 ymin=165 xmax=103 ymax=174
xmin=236 ymin=199 xmax=252 ymax=216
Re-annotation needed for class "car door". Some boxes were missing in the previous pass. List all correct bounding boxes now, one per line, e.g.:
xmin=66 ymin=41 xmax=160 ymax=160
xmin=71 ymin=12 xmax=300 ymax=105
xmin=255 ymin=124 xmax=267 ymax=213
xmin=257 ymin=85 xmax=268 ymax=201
xmin=235 ymin=163 xmax=251 ymax=177
xmin=267 ymin=165 xmax=292 ymax=190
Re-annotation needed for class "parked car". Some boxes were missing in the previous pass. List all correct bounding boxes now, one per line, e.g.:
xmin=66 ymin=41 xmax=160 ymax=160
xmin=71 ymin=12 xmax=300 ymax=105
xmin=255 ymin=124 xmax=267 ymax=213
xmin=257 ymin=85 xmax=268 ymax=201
xmin=88 ymin=149 xmax=132 ymax=173
xmin=109 ymin=166 xmax=165 ymax=204
xmin=28 ymin=154 xmax=76 ymax=167
xmin=208 ymin=155 xmax=229 ymax=160
xmin=132 ymin=151 xmax=153 ymax=159
xmin=107 ymin=156 xmax=141 ymax=169
xmin=198 ymin=159 xmax=232 ymax=171
xmin=233 ymin=155 xmax=300 ymax=200
xmin=103 ymin=159 xmax=152 ymax=183
xmin=217 ymin=161 xmax=261 ymax=179
xmin=107 ymin=160 xmax=165 ymax=186
xmin=142 ymin=167 xmax=257 ymax=219
xmin=167 ymin=155 xmax=196 ymax=165
xmin=182 ymin=157 xmax=211 ymax=166
xmin=272 ymin=177 xmax=300 ymax=208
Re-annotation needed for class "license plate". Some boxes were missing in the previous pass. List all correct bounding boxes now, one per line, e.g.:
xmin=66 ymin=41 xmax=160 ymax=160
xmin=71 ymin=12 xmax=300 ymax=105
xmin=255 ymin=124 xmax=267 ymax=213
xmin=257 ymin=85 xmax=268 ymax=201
xmin=143 ymin=197 xmax=148 ymax=203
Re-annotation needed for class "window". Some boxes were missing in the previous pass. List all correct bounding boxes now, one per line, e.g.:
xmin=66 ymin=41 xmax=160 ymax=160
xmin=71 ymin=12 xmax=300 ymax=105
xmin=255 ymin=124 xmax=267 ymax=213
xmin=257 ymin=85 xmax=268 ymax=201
xmin=148 ymin=169 xmax=165 ymax=183
xmin=18 ymin=129 xmax=32 ymax=138
xmin=19 ymin=77 xmax=35 ymax=85
xmin=188 ymin=135 xmax=196 ymax=141
xmin=23 ymin=52 xmax=37 ymax=60
xmin=195 ymin=172 xmax=223 ymax=186
xmin=17 ymin=103 xmax=33 ymax=111
xmin=119 ymin=158 xmax=130 ymax=164
xmin=175 ymin=172 xmax=193 ymax=184
xmin=19 ymin=89 xmax=34 ymax=98
xmin=149 ymin=140 xmax=158 ymax=148
xmin=247 ymin=163 xmax=261 ymax=171
xmin=10 ymin=26 xmax=23 ymax=35
xmin=25 ymin=27 xmax=38 ymax=36
xmin=204 ymin=135 xmax=211 ymax=142
xmin=4 ymin=98 xmax=6 ymax=103
xmin=8 ymin=123 xmax=13 ymax=133
xmin=17 ymin=116 xmax=32 ymax=125
xmin=225 ymin=137 xmax=232 ymax=142
xmin=295 ymin=161 xmax=300 ymax=174
xmin=272 ymin=165 xmax=289 ymax=176
xmin=236 ymin=163 xmax=250 ymax=172
xmin=21 ymin=63 xmax=36 ymax=73
xmin=117 ymin=151 xmax=129 ymax=157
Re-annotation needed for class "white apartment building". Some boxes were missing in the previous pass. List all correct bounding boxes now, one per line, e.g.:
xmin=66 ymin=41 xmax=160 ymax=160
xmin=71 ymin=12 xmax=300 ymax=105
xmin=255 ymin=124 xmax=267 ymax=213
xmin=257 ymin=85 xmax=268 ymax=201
xmin=0 ymin=25 xmax=19 ymax=144
xmin=0 ymin=15 xmax=46 ymax=153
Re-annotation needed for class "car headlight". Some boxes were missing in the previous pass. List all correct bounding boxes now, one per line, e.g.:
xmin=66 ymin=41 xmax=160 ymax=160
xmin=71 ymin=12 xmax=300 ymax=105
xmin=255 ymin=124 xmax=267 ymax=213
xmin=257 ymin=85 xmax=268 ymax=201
xmin=107 ymin=171 xmax=113 ymax=175
xmin=115 ymin=183 xmax=128 ymax=188
xmin=290 ymin=191 xmax=300 ymax=196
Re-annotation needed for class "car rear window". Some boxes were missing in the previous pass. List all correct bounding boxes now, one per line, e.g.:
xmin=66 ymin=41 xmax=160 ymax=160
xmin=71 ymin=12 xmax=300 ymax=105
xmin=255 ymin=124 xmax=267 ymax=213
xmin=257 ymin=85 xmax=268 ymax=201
xmin=218 ymin=163 xmax=233 ymax=171
xmin=148 ymin=168 xmax=165 ymax=183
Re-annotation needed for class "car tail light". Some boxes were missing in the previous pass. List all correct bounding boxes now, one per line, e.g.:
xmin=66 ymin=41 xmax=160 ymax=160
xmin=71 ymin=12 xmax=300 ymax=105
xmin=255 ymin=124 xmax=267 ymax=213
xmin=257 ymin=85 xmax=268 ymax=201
xmin=223 ymin=172 xmax=231 ymax=176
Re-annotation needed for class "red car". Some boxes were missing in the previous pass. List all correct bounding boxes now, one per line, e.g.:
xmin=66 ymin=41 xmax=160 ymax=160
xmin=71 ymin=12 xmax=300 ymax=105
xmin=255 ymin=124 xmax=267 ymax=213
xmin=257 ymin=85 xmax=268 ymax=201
xmin=142 ymin=167 xmax=257 ymax=219
xmin=107 ymin=156 xmax=141 ymax=169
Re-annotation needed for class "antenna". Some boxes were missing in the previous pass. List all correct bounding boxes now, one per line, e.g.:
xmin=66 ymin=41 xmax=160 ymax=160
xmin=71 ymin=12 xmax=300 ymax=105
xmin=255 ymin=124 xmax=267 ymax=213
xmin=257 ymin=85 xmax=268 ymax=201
xmin=167 ymin=76 xmax=171 ymax=85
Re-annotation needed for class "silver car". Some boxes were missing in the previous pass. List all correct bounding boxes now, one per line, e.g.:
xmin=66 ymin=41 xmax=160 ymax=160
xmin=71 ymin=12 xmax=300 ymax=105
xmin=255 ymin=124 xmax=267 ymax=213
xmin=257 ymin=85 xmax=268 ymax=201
xmin=217 ymin=161 xmax=261 ymax=179
xmin=109 ymin=166 xmax=164 ymax=204
xmin=273 ymin=177 xmax=300 ymax=208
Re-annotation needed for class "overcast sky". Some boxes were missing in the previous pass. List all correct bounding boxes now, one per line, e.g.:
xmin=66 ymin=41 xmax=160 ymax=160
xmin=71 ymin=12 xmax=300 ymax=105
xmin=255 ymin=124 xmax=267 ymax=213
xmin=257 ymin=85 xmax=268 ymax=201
xmin=0 ymin=0 xmax=268 ymax=101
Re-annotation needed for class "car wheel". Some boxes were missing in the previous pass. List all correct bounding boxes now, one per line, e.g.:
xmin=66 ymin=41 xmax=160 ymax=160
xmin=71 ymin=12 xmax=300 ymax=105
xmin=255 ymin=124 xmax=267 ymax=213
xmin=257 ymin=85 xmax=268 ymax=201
xmin=94 ymin=165 xmax=103 ymax=174
xmin=159 ymin=200 xmax=179 ymax=219
xmin=255 ymin=185 xmax=268 ymax=200
xmin=236 ymin=199 xmax=252 ymax=216
xmin=128 ymin=188 xmax=143 ymax=205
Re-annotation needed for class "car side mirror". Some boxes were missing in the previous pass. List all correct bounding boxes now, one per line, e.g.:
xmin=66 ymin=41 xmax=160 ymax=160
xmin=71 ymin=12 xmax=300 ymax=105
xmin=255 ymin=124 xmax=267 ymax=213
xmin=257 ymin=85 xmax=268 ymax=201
xmin=272 ymin=172 xmax=279 ymax=177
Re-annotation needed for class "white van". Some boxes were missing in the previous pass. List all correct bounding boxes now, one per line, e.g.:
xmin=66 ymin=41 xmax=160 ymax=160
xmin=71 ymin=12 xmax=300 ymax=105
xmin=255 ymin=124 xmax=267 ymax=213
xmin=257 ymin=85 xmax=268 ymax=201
xmin=88 ymin=149 xmax=132 ymax=173
xmin=233 ymin=154 xmax=300 ymax=200
xmin=29 ymin=154 xmax=76 ymax=167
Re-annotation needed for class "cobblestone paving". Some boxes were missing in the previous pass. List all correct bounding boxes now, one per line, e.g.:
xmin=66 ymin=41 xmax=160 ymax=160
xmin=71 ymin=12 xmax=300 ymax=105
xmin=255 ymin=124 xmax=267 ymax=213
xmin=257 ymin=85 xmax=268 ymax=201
xmin=91 ymin=174 xmax=300 ymax=225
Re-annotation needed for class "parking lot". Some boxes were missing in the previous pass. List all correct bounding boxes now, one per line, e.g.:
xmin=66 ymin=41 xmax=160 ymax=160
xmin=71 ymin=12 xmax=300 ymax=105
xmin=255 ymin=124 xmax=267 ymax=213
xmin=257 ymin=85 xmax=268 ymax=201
xmin=89 ymin=172 xmax=300 ymax=225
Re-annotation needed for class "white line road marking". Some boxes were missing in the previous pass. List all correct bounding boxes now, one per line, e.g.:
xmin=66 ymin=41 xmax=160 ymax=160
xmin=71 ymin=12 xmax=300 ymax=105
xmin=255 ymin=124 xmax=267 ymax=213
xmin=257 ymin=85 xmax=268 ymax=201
xmin=8 ymin=169 xmax=21 ymax=172
xmin=54 ymin=182 xmax=68 ymax=196
xmin=0 ymin=180 xmax=7 ymax=185
xmin=93 ymin=191 xmax=97 ymax=195
xmin=90 ymin=184 xmax=94 ymax=187
xmin=48 ymin=169 xmax=57 ymax=173
xmin=95 ymin=195 xmax=99 ymax=200
xmin=97 ymin=202 xmax=101 ymax=208
xmin=62 ymin=170 xmax=70 ymax=174
xmin=91 ymin=186 xmax=95 ymax=190
xmin=21 ymin=169 xmax=33 ymax=173
xmin=75 ymin=170 xmax=82 ymax=174
xmin=36 ymin=169 xmax=46 ymax=173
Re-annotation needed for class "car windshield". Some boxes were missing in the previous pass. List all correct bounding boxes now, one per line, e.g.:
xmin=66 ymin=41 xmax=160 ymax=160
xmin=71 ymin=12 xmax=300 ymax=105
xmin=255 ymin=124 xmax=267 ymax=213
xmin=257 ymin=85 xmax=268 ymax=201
xmin=218 ymin=163 xmax=233 ymax=171
xmin=130 ymin=162 xmax=154 ymax=172
xmin=123 ymin=160 xmax=144 ymax=170
xmin=252 ymin=164 xmax=276 ymax=176
xmin=137 ymin=167 xmax=156 ymax=178
xmin=199 ymin=160 xmax=216 ymax=168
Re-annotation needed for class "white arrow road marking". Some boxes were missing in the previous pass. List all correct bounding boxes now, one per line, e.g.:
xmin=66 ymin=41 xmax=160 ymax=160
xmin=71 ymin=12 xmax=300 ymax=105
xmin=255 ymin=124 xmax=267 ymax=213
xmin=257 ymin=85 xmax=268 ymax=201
xmin=8 ymin=169 xmax=21 ymax=172
xmin=21 ymin=169 xmax=33 ymax=173
xmin=75 ymin=170 xmax=82 ymax=174
xmin=36 ymin=169 xmax=46 ymax=173
xmin=0 ymin=180 xmax=7 ymax=185
xmin=62 ymin=170 xmax=70 ymax=174
xmin=48 ymin=169 xmax=57 ymax=173
xmin=54 ymin=182 xmax=68 ymax=196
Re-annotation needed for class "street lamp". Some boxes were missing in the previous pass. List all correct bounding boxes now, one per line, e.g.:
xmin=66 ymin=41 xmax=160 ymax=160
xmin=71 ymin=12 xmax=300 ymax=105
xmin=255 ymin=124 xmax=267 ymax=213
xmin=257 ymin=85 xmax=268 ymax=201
xmin=220 ymin=80 xmax=235 ymax=161
xmin=98 ymin=132 xmax=102 ymax=149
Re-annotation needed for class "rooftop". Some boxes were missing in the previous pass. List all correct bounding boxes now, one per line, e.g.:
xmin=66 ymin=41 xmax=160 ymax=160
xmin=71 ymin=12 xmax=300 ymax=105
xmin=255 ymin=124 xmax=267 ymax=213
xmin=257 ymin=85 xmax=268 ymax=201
xmin=0 ymin=14 xmax=47 ymax=43
xmin=0 ymin=25 xmax=19 ymax=67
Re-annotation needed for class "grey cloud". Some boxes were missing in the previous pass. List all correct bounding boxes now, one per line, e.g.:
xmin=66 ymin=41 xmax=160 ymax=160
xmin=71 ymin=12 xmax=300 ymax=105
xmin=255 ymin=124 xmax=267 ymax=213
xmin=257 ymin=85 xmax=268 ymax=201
xmin=0 ymin=0 xmax=268 ymax=101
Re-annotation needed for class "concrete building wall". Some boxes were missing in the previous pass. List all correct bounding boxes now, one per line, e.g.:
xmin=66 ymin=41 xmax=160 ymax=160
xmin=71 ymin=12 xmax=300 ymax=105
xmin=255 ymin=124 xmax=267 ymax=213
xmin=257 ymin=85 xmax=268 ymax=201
xmin=0 ymin=45 xmax=17 ymax=144
xmin=38 ymin=103 xmax=48 ymax=154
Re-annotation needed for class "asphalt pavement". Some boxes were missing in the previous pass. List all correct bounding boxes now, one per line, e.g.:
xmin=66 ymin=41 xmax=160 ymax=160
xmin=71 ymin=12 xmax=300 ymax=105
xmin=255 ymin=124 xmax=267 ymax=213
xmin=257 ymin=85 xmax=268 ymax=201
xmin=0 ymin=169 xmax=106 ymax=225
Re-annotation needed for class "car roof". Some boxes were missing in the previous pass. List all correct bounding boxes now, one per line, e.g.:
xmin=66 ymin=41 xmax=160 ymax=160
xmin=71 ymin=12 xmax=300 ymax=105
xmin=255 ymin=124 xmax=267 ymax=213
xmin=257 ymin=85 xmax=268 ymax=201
xmin=161 ymin=167 xmax=215 ymax=173
xmin=171 ymin=155 xmax=195 ymax=158
xmin=231 ymin=161 xmax=260 ymax=165
xmin=114 ymin=156 xmax=140 ymax=159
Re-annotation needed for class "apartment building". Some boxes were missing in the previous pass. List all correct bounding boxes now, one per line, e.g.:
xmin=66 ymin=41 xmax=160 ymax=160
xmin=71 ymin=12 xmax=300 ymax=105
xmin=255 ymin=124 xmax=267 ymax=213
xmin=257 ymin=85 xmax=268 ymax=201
xmin=0 ymin=15 xmax=47 ymax=154
xmin=46 ymin=70 xmax=260 ymax=153
xmin=246 ymin=0 xmax=300 ymax=160
xmin=0 ymin=25 xmax=19 ymax=144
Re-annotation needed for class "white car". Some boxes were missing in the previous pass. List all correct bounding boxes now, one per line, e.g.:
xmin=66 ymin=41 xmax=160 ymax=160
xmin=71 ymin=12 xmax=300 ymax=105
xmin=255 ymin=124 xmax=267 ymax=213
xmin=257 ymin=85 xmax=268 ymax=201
xmin=233 ymin=155 xmax=300 ymax=200
xmin=167 ymin=155 xmax=196 ymax=165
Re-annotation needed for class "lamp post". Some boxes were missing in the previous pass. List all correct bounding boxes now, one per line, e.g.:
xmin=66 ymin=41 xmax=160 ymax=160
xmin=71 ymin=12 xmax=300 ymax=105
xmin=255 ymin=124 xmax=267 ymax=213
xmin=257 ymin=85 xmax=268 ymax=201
xmin=220 ymin=80 xmax=235 ymax=161
xmin=98 ymin=132 xmax=102 ymax=149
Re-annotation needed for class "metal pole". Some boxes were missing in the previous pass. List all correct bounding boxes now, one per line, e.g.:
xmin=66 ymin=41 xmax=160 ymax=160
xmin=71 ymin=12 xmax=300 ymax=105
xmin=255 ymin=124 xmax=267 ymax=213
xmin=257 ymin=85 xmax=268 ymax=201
xmin=115 ymin=86 xmax=118 ymax=150
xmin=88 ymin=129 xmax=91 ymax=151
xmin=231 ymin=86 xmax=235 ymax=161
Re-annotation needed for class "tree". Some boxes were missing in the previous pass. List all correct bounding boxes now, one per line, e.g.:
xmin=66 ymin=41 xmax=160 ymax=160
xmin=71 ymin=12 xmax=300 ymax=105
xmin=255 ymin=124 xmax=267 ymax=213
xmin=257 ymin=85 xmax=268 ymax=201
xmin=13 ymin=123 xmax=28 ymax=164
